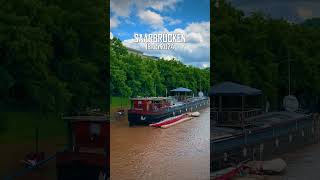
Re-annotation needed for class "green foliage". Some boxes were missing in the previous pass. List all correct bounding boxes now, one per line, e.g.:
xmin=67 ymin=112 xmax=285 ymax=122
xmin=0 ymin=0 xmax=107 ymax=113
xmin=0 ymin=111 xmax=67 ymax=143
xmin=212 ymin=0 xmax=320 ymax=109
xmin=302 ymin=18 xmax=320 ymax=28
xmin=110 ymin=38 xmax=210 ymax=97
xmin=111 ymin=96 xmax=130 ymax=109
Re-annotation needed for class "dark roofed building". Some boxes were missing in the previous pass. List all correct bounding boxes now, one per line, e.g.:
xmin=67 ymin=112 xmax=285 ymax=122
xmin=126 ymin=46 xmax=160 ymax=60
xmin=127 ymin=47 xmax=143 ymax=55
xmin=144 ymin=55 xmax=160 ymax=60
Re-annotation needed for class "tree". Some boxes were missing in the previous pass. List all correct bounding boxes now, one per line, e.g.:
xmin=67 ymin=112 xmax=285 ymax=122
xmin=110 ymin=38 xmax=210 ymax=98
xmin=0 ymin=0 xmax=107 ymax=113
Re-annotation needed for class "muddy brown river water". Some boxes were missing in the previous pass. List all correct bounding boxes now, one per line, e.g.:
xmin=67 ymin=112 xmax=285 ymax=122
xmin=110 ymin=108 xmax=210 ymax=180
xmin=280 ymin=143 xmax=320 ymax=180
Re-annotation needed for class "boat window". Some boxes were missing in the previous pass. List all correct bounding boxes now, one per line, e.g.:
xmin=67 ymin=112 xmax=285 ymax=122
xmin=90 ymin=123 xmax=100 ymax=136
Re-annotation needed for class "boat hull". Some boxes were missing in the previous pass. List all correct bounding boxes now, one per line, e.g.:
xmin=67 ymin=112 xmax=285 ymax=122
xmin=128 ymin=98 xmax=209 ymax=126
xmin=211 ymin=112 xmax=318 ymax=172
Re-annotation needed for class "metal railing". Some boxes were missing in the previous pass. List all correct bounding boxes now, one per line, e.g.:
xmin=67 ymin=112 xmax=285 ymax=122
xmin=211 ymin=108 xmax=263 ymax=123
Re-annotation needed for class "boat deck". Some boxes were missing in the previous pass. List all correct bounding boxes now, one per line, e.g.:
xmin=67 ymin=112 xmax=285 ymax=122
xmin=211 ymin=111 xmax=311 ymax=141
xmin=211 ymin=127 xmax=240 ymax=140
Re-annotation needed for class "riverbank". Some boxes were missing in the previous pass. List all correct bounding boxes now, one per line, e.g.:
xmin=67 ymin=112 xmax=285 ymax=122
xmin=0 ymin=111 xmax=67 ymax=179
xmin=0 ymin=138 xmax=66 ymax=179
xmin=111 ymin=97 xmax=130 ymax=109
xmin=110 ymin=96 xmax=129 ymax=121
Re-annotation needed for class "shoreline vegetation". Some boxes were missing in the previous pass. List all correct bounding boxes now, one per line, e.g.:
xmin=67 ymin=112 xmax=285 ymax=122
xmin=0 ymin=111 xmax=67 ymax=144
xmin=111 ymin=96 xmax=130 ymax=109
xmin=0 ymin=0 xmax=107 ymax=142
xmin=0 ymin=0 xmax=107 ymax=179
xmin=0 ymin=4 xmax=107 ymax=180
xmin=110 ymin=38 xmax=210 ymax=99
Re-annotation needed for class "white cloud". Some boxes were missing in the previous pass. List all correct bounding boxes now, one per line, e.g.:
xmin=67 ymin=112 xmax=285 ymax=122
xmin=110 ymin=16 xmax=119 ymax=29
xmin=136 ymin=0 xmax=181 ymax=12
xmin=124 ymin=19 xmax=135 ymax=26
xmin=297 ymin=7 xmax=313 ymax=19
xmin=123 ymin=21 xmax=210 ymax=67
xmin=185 ymin=22 xmax=210 ymax=45
xmin=110 ymin=0 xmax=209 ymax=67
xmin=164 ymin=16 xmax=182 ymax=25
xmin=110 ymin=32 xmax=114 ymax=39
xmin=138 ymin=9 xmax=164 ymax=29
xmin=110 ymin=0 xmax=132 ymax=17
xmin=110 ymin=0 xmax=181 ymax=29
xmin=110 ymin=0 xmax=181 ymax=17
xmin=201 ymin=63 xmax=210 ymax=69
xmin=187 ymin=32 xmax=203 ymax=43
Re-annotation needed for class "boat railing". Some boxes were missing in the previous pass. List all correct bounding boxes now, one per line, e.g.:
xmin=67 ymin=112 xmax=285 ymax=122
xmin=211 ymin=108 xmax=263 ymax=123
xmin=128 ymin=106 xmax=169 ymax=114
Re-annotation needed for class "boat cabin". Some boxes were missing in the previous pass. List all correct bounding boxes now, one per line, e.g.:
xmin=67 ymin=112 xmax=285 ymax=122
xmin=210 ymin=82 xmax=263 ymax=127
xmin=170 ymin=87 xmax=193 ymax=101
xmin=129 ymin=97 xmax=170 ymax=113
xmin=65 ymin=116 xmax=108 ymax=152
xmin=56 ymin=115 xmax=109 ymax=179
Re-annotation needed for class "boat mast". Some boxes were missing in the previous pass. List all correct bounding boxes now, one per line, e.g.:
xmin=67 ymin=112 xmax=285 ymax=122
xmin=288 ymin=51 xmax=291 ymax=96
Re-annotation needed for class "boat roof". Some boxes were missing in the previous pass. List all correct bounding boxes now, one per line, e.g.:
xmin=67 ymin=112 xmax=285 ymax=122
xmin=246 ymin=111 xmax=309 ymax=125
xmin=63 ymin=116 xmax=108 ymax=122
xmin=130 ymin=97 xmax=170 ymax=101
xmin=170 ymin=87 xmax=192 ymax=92
xmin=210 ymin=82 xmax=262 ymax=96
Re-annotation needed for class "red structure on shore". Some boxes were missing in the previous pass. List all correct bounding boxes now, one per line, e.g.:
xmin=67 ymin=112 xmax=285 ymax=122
xmin=56 ymin=115 xmax=109 ymax=180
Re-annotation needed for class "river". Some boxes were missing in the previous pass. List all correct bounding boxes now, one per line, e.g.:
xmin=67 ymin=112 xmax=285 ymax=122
xmin=110 ymin=108 xmax=210 ymax=180
xmin=280 ymin=143 xmax=320 ymax=180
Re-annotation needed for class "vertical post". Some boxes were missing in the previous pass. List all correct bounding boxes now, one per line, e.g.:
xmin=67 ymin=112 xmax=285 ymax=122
xmin=67 ymin=119 xmax=73 ymax=150
xmin=288 ymin=57 xmax=291 ymax=95
xmin=219 ymin=96 xmax=222 ymax=112
xmin=35 ymin=127 xmax=39 ymax=154
xmin=215 ymin=0 xmax=219 ymax=8
xmin=104 ymin=121 xmax=109 ymax=180
xmin=242 ymin=96 xmax=244 ymax=128
xmin=120 ymin=96 xmax=123 ymax=109
xmin=219 ymin=96 xmax=222 ymax=123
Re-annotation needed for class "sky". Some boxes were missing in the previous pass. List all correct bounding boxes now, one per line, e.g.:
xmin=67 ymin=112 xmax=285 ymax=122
xmin=228 ymin=0 xmax=320 ymax=23
xmin=110 ymin=0 xmax=210 ymax=68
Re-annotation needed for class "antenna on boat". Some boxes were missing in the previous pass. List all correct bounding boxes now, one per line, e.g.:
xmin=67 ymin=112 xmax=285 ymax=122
xmin=215 ymin=0 xmax=219 ymax=8
xmin=120 ymin=96 xmax=123 ymax=109
xmin=288 ymin=51 xmax=291 ymax=96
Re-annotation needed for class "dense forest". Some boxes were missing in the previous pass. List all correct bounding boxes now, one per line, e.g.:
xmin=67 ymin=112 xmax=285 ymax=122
xmin=211 ymin=0 xmax=320 ymax=110
xmin=0 ymin=0 xmax=107 ymax=113
xmin=110 ymin=38 xmax=210 ymax=98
